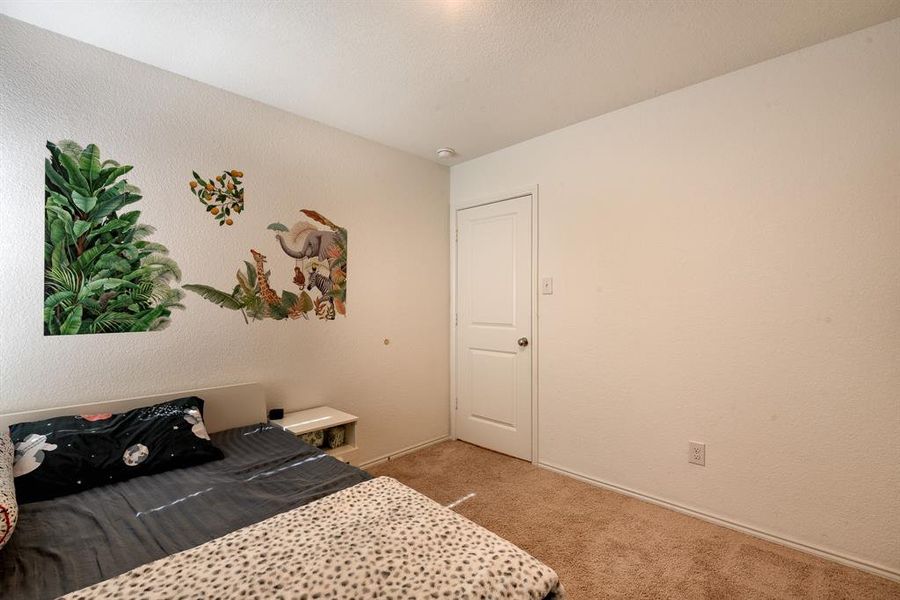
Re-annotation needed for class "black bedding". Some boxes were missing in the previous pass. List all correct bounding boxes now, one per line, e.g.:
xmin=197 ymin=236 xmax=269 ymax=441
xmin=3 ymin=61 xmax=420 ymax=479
xmin=0 ymin=423 xmax=370 ymax=600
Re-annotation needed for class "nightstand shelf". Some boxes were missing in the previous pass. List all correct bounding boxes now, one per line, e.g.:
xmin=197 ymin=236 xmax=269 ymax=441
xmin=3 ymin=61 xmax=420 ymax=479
xmin=271 ymin=406 xmax=358 ymax=464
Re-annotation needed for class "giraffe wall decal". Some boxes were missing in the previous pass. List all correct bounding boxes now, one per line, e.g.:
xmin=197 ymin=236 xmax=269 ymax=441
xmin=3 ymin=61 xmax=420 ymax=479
xmin=249 ymin=250 xmax=281 ymax=306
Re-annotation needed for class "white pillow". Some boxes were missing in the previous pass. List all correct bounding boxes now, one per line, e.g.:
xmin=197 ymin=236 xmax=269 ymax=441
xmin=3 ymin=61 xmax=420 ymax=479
xmin=0 ymin=430 xmax=17 ymax=549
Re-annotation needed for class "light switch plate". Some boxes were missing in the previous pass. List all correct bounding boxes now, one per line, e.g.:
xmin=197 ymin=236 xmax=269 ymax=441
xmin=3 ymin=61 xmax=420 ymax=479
xmin=541 ymin=277 xmax=553 ymax=295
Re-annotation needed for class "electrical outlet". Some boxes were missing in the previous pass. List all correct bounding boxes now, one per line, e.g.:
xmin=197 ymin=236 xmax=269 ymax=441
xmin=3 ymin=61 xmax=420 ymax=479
xmin=542 ymin=277 xmax=553 ymax=295
xmin=689 ymin=441 xmax=706 ymax=466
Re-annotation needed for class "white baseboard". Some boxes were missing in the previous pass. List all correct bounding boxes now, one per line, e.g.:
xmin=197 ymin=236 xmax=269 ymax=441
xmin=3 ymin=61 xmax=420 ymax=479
xmin=539 ymin=460 xmax=900 ymax=583
xmin=358 ymin=435 xmax=450 ymax=469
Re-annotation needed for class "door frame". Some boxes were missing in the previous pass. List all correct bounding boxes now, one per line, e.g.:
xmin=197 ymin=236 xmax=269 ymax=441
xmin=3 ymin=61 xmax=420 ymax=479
xmin=450 ymin=185 xmax=539 ymax=464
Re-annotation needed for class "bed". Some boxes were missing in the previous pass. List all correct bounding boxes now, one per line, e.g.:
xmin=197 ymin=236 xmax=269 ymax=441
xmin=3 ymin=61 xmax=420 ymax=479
xmin=0 ymin=384 xmax=564 ymax=599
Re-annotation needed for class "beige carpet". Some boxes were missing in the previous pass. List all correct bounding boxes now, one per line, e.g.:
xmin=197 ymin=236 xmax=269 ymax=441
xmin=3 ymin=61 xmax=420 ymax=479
xmin=368 ymin=441 xmax=899 ymax=600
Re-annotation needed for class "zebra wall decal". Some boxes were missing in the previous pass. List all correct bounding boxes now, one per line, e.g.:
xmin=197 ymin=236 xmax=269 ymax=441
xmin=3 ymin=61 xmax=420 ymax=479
xmin=306 ymin=266 xmax=333 ymax=299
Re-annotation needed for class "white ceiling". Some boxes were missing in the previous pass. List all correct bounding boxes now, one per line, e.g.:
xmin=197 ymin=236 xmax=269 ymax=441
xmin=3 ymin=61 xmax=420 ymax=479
xmin=2 ymin=1 xmax=899 ymax=164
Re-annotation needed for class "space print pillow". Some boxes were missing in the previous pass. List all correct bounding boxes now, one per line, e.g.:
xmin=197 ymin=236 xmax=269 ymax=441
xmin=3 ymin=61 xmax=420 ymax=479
xmin=9 ymin=397 xmax=224 ymax=504
xmin=0 ymin=430 xmax=17 ymax=549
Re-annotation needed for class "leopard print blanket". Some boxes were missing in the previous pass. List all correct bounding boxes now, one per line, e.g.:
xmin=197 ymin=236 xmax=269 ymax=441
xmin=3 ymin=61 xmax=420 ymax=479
xmin=64 ymin=476 xmax=565 ymax=599
xmin=0 ymin=431 xmax=17 ymax=550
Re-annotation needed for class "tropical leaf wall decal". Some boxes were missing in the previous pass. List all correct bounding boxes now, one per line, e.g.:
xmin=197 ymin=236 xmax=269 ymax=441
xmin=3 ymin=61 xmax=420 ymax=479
xmin=299 ymin=209 xmax=339 ymax=231
xmin=43 ymin=140 xmax=184 ymax=335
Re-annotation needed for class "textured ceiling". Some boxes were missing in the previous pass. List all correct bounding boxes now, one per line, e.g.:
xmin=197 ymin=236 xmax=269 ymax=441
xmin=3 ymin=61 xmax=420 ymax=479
xmin=2 ymin=1 xmax=899 ymax=164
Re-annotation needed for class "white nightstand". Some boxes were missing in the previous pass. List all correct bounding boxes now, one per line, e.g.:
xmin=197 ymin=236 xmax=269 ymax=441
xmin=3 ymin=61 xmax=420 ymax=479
xmin=271 ymin=406 xmax=358 ymax=465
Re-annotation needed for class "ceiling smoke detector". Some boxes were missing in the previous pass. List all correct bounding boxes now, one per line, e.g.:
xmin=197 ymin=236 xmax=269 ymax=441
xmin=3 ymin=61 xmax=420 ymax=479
xmin=436 ymin=147 xmax=457 ymax=159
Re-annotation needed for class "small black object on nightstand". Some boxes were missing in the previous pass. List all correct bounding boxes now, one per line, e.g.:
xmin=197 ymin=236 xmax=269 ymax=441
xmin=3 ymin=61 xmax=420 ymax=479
xmin=268 ymin=408 xmax=284 ymax=420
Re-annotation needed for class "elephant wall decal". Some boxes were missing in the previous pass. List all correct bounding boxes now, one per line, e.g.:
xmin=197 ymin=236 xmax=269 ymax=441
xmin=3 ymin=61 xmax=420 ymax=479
xmin=275 ymin=229 xmax=340 ymax=262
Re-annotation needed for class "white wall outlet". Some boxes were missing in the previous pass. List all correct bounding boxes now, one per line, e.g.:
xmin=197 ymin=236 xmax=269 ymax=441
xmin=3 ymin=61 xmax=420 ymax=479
xmin=541 ymin=277 xmax=553 ymax=295
xmin=689 ymin=441 xmax=706 ymax=466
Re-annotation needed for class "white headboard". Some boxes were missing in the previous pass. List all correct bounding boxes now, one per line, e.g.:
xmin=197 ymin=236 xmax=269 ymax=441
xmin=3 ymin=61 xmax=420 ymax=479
xmin=0 ymin=383 xmax=266 ymax=434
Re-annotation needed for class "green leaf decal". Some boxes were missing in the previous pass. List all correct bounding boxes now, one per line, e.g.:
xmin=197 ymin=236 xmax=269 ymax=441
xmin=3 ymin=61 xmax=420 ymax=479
xmin=58 ymin=151 xmax=90 ymax=194
xmin=95 ymin=164 xmax=132 ymax=189
xmin=50 ymin=242 xmax=68 ymax=270
xmin=82 ymin=278 xmax=136 ymax=293
xmin=79 ymin=144 xmax=102 ymax=184
xmin=44 ymin=290 xmax=75 ymax=309
xmin=71 ymin=191 xmax=97 ymax=213
xmin=298 ymin=291 xmax=314 ymax=313
xmin=59 ymin=305 xmax=83 ymax=335
xmin=72 ymin=220 xmax=91 ymax=238
xmin=143 ymin=254 xmax=182 ymax=282
xmin=57 ymin=139 xmax=83 ymax=158
xmin=91 ymin=312 xmax=136 ymax=333
xmin=45 ymin=159 xmax=72 ymax=198
xmin=281 ymin=290 xmax=299 ymax=311
xmin=244 ymin=261 xmax=257 ymax=288
xmin=49 ymin=219 xmax=68 ymax=245
xmin=183 ymin=284 xmax=244 ymax=310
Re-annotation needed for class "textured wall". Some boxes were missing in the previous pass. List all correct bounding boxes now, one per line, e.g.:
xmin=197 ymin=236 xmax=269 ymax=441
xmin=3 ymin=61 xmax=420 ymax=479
xmin=0 ymin=17 xmax=450 ymax=464
xmin=452 ymin=20 xmax=900 ymax=575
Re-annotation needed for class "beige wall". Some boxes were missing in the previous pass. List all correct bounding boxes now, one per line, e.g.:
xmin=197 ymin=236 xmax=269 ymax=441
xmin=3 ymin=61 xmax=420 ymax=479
xmin=451 ymin=19 xmax=900 ymax=576
xmin=0 ymin=17 xmax=451 ymax=464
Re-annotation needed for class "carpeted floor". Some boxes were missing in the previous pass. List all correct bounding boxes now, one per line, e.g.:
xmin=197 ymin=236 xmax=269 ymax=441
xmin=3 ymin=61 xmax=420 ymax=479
xmin=368 ymin=440 xmax=899 ymax=600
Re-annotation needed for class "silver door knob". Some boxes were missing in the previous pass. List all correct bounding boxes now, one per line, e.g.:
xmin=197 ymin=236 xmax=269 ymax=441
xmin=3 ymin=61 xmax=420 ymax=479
xmin=517 ymin=337 xmax=529 ymax=347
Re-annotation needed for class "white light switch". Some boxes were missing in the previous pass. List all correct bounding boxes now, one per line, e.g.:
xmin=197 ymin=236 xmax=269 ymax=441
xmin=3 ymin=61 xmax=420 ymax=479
xmin=541 ymin=277 xmax=553 ymax=295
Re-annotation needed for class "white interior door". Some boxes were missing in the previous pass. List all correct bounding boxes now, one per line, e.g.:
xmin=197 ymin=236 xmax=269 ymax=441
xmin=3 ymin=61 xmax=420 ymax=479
xmin=456 ymin=195 xmax=533 ymax=461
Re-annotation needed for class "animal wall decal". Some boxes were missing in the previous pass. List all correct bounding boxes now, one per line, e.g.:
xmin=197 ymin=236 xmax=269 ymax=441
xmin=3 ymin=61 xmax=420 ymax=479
xmin=43 ymin=140 xmax=184 ymax=335
xmin=184 ymin=209 xmax=347 ymax=322
xmin=188 ymin=169 xmax=245 ymax=225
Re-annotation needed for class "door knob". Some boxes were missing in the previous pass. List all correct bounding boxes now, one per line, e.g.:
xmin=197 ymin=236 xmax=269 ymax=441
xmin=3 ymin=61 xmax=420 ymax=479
xmin=517 ymin=337 xmax=529 ymax=347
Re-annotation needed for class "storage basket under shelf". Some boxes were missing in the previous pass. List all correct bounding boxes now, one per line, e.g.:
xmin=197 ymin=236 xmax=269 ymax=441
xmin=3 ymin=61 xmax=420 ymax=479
xmin=270 ymin=406 xmax=358 ymax=464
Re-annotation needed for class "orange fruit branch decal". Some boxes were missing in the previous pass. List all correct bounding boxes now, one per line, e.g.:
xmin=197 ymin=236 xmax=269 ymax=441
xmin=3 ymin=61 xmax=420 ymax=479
xmin=189 ymin=170 xmax=244 ymax=226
